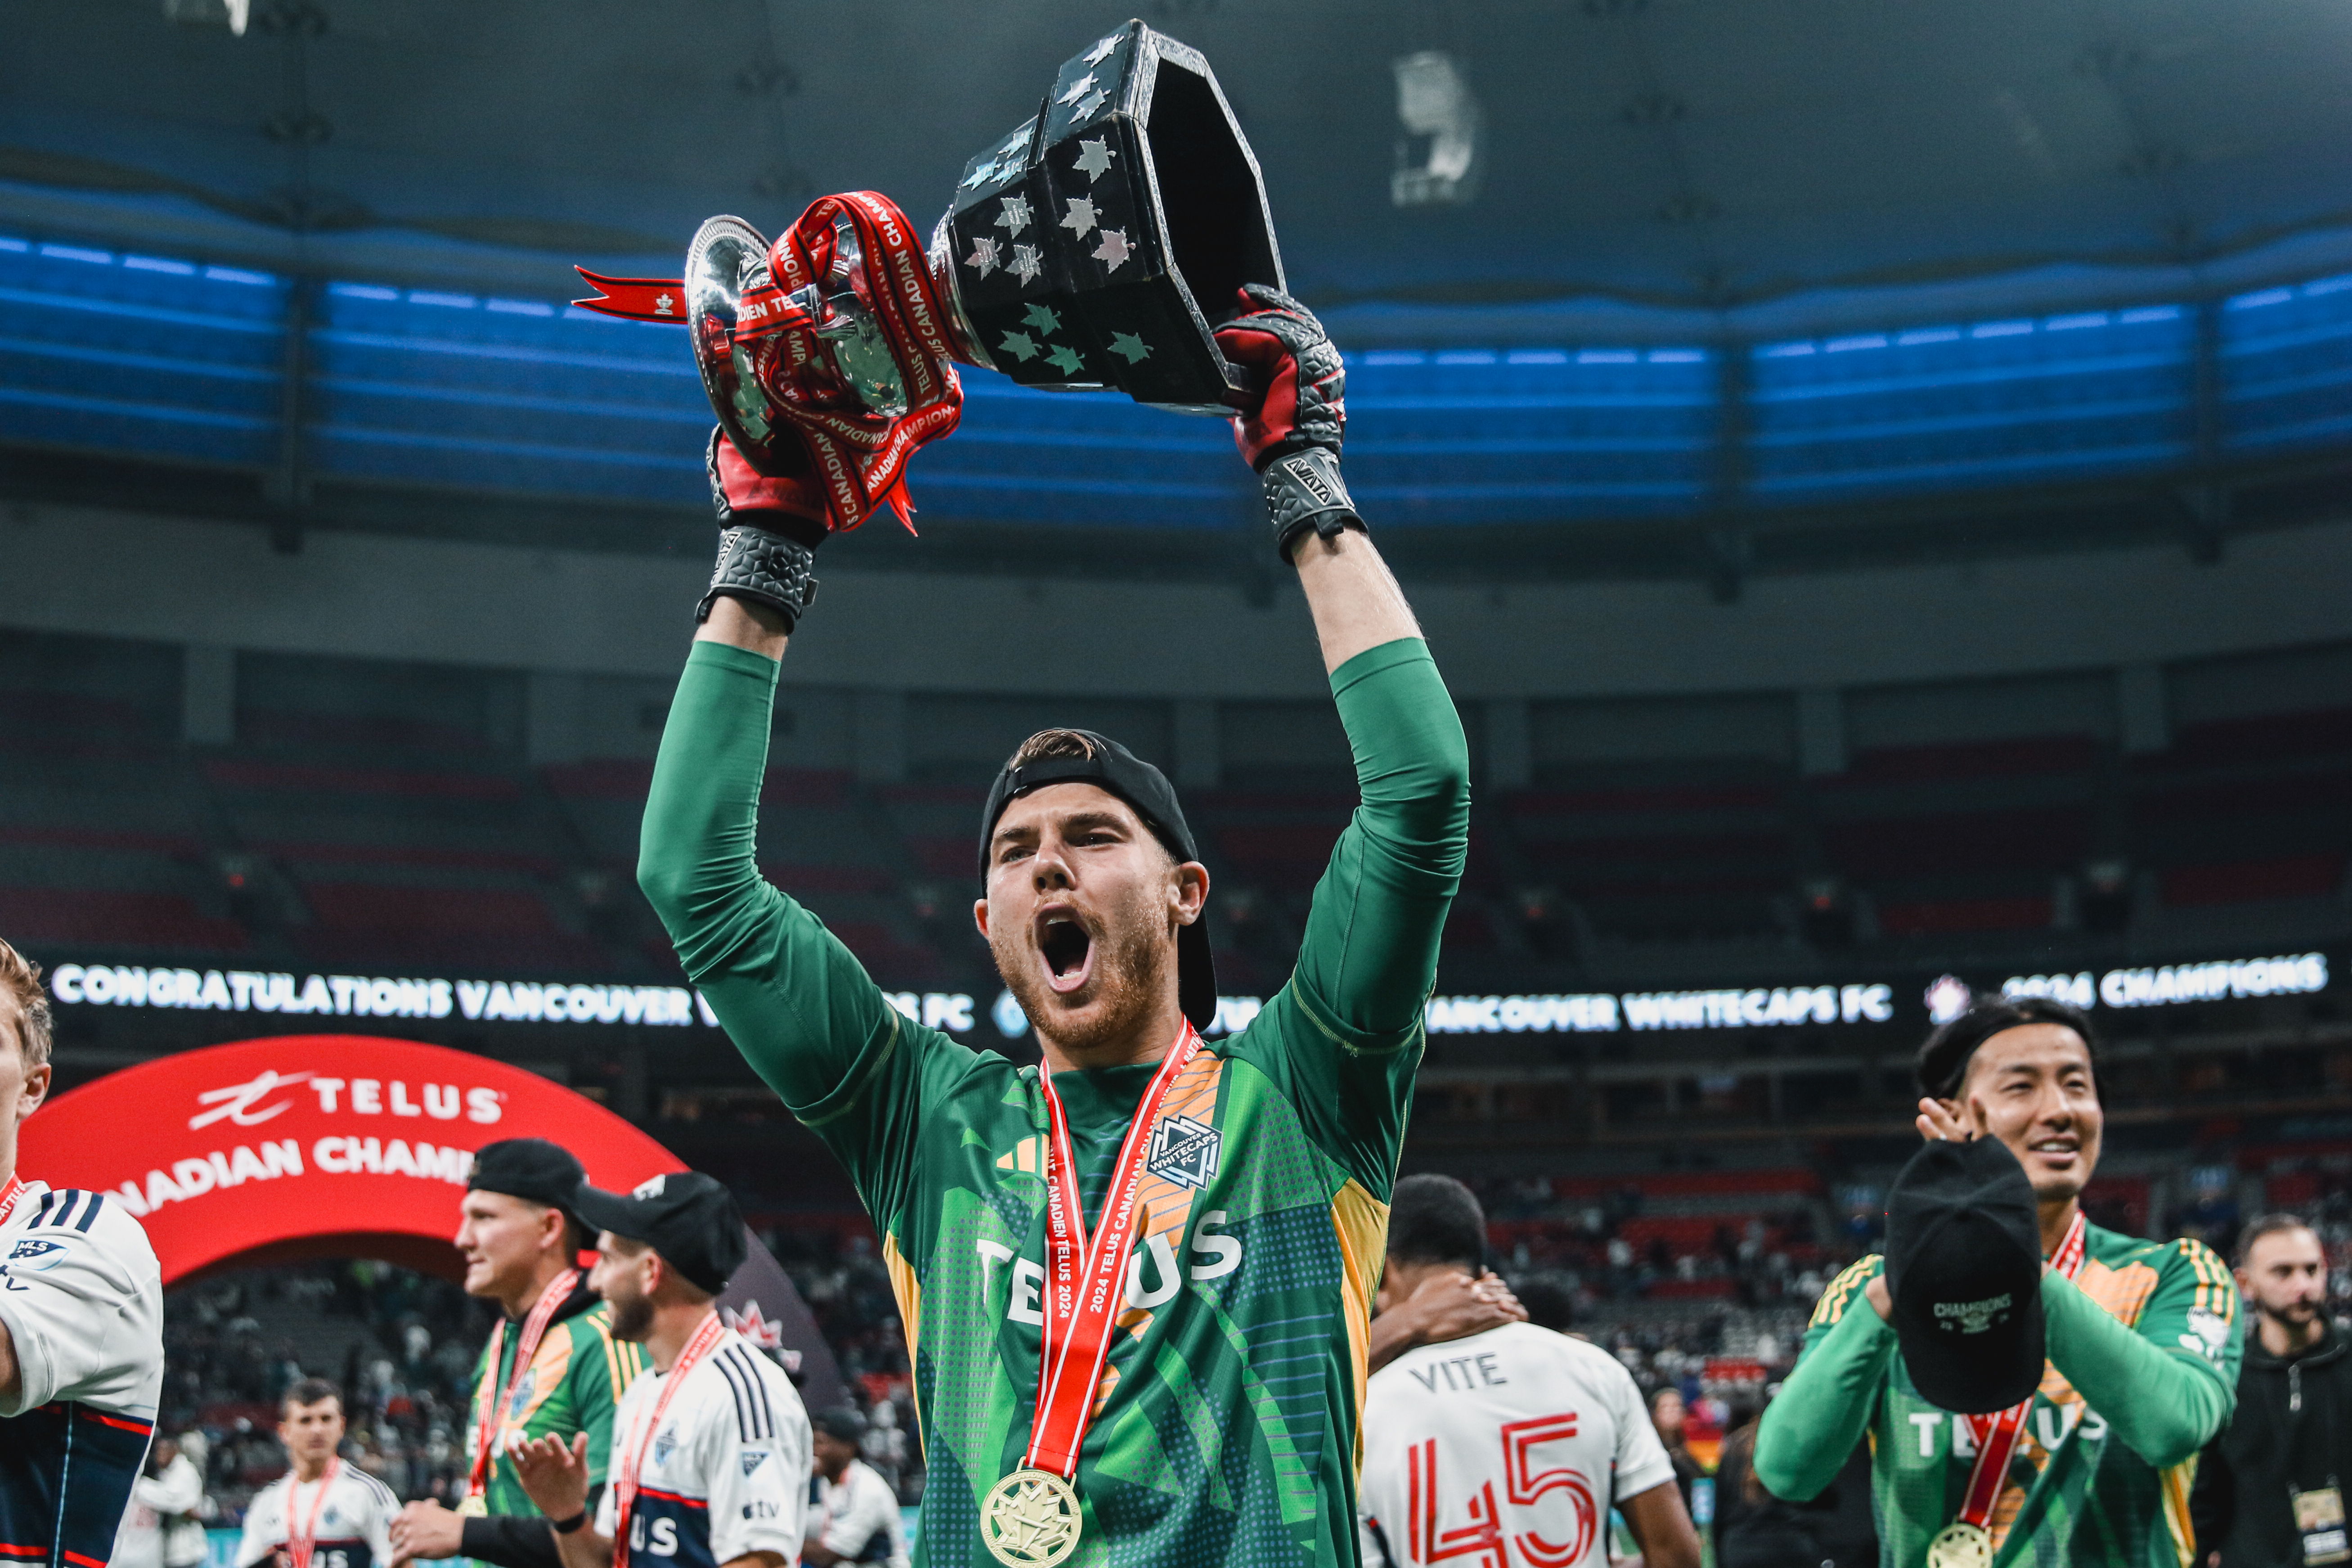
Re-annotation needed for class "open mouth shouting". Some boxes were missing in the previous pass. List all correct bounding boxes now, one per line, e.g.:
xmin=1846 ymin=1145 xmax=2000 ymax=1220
xmin=1035 ymin=906 xmax=1097 ymax=996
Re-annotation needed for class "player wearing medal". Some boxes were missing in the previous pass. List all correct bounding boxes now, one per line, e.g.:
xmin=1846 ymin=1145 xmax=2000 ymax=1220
xmin=636 ymin=286 xmax=1469 ymax=1566
xmin=391 ymin=1141 xmax=647 ymax=1568
xmin=1357 ymin=1176 xmax=1701 ymax=1568
xmin=507 ymin=1172 xmax=810 ymax=1568
xmin=0 ymin=937 xmax=165 ymax=1568
xmin=237 ymin=1379 xmax=399 ymax=1568
xmin=1755 ymin=996 xmax=2241 ymax=1568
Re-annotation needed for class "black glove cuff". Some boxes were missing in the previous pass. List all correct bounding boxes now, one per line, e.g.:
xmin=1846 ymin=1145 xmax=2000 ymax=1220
xmin=1261 ymin=446 xmax=1364 ymax=562
xmin=696 ymin=526 xmax=819 ymax=630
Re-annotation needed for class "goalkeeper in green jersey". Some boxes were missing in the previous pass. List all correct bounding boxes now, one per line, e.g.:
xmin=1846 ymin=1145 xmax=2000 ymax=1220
xmin=637 ymin=288 xmax=1468 ymax=1568
xmin=1755 ymin=997 xmax=2241 ymax=1568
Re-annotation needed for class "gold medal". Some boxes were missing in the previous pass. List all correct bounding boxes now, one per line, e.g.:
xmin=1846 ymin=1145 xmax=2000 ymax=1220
xmin=980 ymin=1468 xmax=1082 ymax=1568
xmin=1927 ymin=1521 xmax=1993 ymax=1568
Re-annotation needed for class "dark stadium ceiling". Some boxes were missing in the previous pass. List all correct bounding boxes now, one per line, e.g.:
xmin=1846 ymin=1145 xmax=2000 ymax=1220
xmin=5 ymin=0 xmax=2352 ymax=342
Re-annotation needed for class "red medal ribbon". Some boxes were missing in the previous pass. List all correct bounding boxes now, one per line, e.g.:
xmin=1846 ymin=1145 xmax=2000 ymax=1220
xmin=1951 ymin=1209 xmax=2088 ymax=1533
xmin=467 ymin=1268 xmax=581 ymax=1501
xmin=1024 ymin=1025 xmax=1204 ymax=1479
xmin=284 ymin=1458 xmax=341 ymax=1568
xmin=611 ymin=1312 xmax=730 ymax=1568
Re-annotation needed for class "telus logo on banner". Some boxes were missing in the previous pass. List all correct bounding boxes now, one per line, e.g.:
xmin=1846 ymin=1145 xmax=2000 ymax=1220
xmin=22 ymin=1037 xmax=687 ymax=1289
xmin=107 ymin=1064 xmax=512 ymax=1220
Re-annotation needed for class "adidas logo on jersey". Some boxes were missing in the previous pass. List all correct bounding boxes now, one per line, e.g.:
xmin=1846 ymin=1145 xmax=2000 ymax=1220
xmin=993 ymin=1136 xmax=1046 ymax=1176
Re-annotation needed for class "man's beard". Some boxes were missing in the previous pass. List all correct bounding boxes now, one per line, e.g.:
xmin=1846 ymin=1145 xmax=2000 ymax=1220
xmin=994 ymin=897 xmax=1176 ymax=1059
xmin=608 ymin=1289 xmax=654 ymax=1343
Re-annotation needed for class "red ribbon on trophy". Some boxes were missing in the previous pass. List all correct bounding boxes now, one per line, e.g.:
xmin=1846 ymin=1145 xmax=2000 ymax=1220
xmin=575 ymin=190 xmax=964 ymax=534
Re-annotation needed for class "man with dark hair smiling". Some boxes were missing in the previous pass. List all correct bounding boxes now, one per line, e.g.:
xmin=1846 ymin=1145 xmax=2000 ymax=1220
xmin=1757 ymin=996 xmax=2241 ymax=1568
xmin=636 ymin=291 xmax=1471 ymax=1564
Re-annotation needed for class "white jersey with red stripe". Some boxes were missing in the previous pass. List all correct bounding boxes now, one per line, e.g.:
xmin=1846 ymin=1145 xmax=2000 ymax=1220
xmin=1357 ymin=1321 xmax=1676 ymax=1568
xmin=0 ymin=1182 xmax=164 ymax=1568
xmin=233 ymin=1465 xmax=399 ymax=1568
xmin=593 ymin=1324 xmax=809 ymax=1568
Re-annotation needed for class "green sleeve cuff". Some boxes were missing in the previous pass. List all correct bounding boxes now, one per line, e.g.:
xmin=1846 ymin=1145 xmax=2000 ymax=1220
xmin=683 ymin=636 xmax=783 ymax=680
xmin=1327 ymin=635 xmax=1435 ymax=698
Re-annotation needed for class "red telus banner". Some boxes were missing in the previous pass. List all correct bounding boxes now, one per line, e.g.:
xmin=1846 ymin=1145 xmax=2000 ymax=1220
xmin=19 ymin=1034 xmax=682 ymax=1284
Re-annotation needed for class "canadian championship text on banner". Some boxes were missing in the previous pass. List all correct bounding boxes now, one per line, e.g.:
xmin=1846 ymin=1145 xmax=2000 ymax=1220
xmin=16 ymin=1034 xmax=847 ymax=1408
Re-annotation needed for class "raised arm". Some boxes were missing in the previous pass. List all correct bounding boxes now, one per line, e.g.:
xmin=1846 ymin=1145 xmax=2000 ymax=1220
xmin=1209 ymin=288 xmax=1470 ymax=1188
xmin=637 ymin=437 xmax=954 ymax=1219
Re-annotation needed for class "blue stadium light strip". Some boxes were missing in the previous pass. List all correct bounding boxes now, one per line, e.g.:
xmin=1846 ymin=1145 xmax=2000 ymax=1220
xmin=7 ymin=232 xmax=2352 ymax=516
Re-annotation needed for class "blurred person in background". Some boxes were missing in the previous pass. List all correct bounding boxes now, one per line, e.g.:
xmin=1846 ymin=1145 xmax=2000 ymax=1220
xmin=237 ymin=1379 xmax=399 ymax=1568
xmin=1357 ymin=1175 xmax=1700 ymax=1568
xmin=1650 ymin=1386 xmax=1704 ymax=1515
xmin=391 ymin=1141 xmax=646 ymax=1568
xmin=114 ymin=1432 xmax=210 ymax=1568
xmin=802 ymin=1407 xmax=906 ymax=1568
xmin=1713 ymin=1390 xmax=1876 ymax=1568
xmin=2192 ymin=1215 xmax=2352 ymax=1568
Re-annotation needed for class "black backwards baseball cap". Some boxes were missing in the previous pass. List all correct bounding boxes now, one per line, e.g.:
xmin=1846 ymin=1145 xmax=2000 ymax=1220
xmin=1883 ymin=1135 xmax=2047 ymax=1414
xmin=468 ymin=1139 xmax=586 ymax=1214
xmin=979 ymin=731 xmax=1218 ymax=1033
xmin=571 ymin=1171 xmax=749 ymax=1297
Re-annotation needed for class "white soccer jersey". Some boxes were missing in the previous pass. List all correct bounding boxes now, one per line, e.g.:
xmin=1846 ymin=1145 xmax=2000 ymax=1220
xmin=0 ymin=1181 xmax=165 ymax=1568
xmin=810 ymin=1458 xmax=906 ymax=1568
xmin=594 ymin=1323 xmax=810 ymax=1568
xmin=1358 ymin=1321 xmax=1676 ymax=1568
xmin=234 ymin=1462 xmax=399 ymax=1568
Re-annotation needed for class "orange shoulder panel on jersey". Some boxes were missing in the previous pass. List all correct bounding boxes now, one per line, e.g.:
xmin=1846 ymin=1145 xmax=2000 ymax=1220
xmin=1810 ymin=1255 xmax=1882 ymax=1328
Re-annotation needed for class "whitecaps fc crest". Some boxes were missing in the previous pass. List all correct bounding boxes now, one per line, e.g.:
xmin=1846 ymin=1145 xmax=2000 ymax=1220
xmin=1145 ymin=1114 xmax=1220 ymax=1191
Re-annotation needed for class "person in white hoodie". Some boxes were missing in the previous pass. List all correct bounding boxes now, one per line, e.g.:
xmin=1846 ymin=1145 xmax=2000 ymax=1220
xmin=116 ymin=1434 xmax=212 ymax=1568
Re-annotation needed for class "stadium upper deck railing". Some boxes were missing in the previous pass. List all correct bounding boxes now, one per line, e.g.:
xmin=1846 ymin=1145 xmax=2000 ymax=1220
xmin=2 ymin=231 xmax=2348 ymax=530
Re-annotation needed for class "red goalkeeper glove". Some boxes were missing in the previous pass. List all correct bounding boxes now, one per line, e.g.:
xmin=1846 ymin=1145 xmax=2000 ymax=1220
xmin=1213 ymin=283 xmax=1362 ymax=561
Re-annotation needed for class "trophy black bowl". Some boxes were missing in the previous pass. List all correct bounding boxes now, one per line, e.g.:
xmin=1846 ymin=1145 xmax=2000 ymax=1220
xmin=927 ymin=18 xmax=1284 ymax=412
xmin=574 ymin=18 xmax=1283 ymax=486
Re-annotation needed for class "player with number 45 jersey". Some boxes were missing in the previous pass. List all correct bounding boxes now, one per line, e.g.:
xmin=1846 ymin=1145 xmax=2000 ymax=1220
xmin=1357 ymin=1179 xmax=1700 ymax=1568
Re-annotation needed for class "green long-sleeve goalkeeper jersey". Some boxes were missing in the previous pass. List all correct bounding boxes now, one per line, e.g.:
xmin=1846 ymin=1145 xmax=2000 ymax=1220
xmin=639 ymin=636 xmax=1470 ymax=1568
xmin=1756 ymin=1223 xmax=2240 ymax=1568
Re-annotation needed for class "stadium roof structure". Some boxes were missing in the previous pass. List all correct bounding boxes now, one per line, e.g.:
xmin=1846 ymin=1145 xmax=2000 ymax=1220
xmin=3 ymin=0 xmax=2352 ymax=585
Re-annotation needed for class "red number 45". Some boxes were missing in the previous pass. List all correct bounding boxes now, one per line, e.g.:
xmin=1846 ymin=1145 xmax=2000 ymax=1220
xmin=1403 ymin=1414 xmax=1599 ymax=1568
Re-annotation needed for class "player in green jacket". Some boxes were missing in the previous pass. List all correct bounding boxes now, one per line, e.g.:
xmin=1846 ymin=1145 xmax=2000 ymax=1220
xmin=1755 ymin=997 xmax=2240 ymax=1568
xmin=391 ymin=1141 xmax=647 ymax=1568
xmin=637 ymin=290 xmax=1468 ymax=1567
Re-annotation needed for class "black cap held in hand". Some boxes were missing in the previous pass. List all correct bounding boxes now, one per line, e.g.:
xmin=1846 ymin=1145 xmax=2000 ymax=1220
xmin=1884 ymin=1136 xmax=2048 ymax=1414
xmin=467 ymin=1139 xmax=586 ymax=1212
xmin=978 ymin=731 xmax=1218 ymax=1035
xmin=572 ymin=1171 xmax=749 ymax=1297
